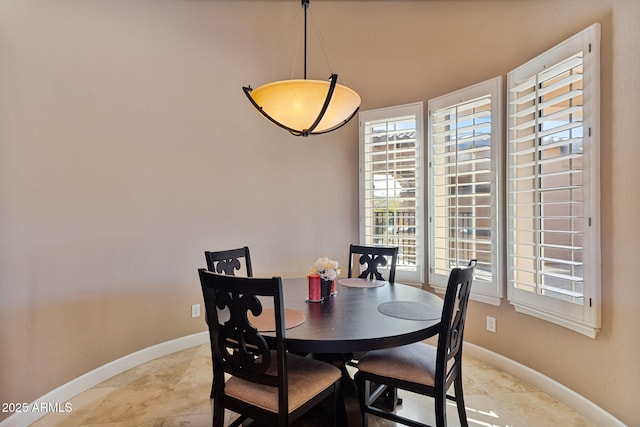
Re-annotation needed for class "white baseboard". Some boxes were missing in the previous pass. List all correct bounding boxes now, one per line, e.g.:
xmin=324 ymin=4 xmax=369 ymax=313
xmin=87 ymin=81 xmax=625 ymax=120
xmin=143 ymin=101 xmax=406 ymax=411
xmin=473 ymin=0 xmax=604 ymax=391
xmin=464 ymin=343 xmax=626 ymax=427
xmin=0 ymin=332 xmax=209 ymax=427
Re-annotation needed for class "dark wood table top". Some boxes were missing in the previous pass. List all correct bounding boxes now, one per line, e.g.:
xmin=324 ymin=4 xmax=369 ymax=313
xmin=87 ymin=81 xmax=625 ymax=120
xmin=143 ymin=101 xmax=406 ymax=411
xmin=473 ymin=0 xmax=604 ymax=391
xmin=261 ymin=277 xmax=444 ymax=354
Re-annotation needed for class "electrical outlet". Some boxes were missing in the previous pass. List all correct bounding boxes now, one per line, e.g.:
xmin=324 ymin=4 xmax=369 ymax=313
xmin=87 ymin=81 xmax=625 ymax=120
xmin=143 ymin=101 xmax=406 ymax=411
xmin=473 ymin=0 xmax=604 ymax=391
xmin=191 ymin=304 xmax=201 ymax=318
xmin=486 ymin=316 xmax=497 ymax=333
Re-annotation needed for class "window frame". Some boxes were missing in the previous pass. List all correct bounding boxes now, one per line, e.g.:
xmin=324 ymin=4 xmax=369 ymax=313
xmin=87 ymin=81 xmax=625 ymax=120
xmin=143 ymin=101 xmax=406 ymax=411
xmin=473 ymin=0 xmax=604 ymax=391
xmin=358 ymin=102 xmax=425 ymax=285
xmin=427 ymin=77 xmax=504 ymax=305
xmin=506 ymin=24 xmax=601 ymax=338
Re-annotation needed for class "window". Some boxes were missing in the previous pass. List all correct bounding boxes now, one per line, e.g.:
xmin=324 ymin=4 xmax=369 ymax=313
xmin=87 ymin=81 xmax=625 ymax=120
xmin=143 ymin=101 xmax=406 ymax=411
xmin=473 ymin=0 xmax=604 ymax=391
xmin=428 ymin=77 xmax=503 ymax=305
xmin=507 ymin=24 xmax=601 ymax=337
xmin=359 ymin=103 xmax=424 ymax=284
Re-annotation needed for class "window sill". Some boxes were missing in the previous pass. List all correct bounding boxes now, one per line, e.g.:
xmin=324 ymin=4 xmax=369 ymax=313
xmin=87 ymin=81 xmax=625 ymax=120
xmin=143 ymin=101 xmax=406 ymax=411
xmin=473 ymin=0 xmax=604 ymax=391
xmin=511 ymin=301 xmax=600 ymax=339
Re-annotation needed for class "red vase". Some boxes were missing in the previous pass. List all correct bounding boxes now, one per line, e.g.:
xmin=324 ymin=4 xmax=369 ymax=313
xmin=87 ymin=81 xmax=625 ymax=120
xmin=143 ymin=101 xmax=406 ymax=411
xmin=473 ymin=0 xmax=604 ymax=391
xmin=307 ymin=274 xmax=321 ymax=302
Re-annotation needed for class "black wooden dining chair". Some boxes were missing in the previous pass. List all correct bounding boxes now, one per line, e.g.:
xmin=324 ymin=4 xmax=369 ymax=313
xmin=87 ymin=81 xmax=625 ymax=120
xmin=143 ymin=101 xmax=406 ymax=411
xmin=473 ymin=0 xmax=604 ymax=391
xmin=205 ymin=246 xmax=253 ymax=277
xmin=204 ymin=247 xmax=255 ymax=396
xmin=198 ymin=269 xmax=341 ymax=427
xmin=348 ymin=244 xmax=399 ymax=283
xmin=354 ymin=260 xmax=477 ymax=427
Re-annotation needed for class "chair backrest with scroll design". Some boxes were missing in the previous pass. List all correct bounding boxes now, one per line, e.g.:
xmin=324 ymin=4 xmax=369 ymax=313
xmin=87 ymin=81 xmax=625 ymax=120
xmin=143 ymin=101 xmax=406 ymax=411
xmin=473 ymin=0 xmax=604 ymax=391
xmin=205 ymin=246 xmax=253 ymax=277
xmin=348 ymin=244 xmax=398 ymax=283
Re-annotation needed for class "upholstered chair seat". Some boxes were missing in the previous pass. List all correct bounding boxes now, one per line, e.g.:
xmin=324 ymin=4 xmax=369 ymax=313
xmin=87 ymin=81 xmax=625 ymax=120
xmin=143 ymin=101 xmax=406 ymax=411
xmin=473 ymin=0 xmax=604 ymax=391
xmin=357 ymin=342 xmax=444 ymax=387
xmin=225 ymin=351 xmax=341 ymax=413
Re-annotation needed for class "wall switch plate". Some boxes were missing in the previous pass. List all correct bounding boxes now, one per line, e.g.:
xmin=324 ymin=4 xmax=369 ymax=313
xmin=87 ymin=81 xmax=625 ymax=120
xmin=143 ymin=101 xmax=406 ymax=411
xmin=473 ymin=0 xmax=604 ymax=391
xmin=486 ymin=316 xmax=497 ymax=333
xmin=191 ymin=304 xmax=201 ymax=318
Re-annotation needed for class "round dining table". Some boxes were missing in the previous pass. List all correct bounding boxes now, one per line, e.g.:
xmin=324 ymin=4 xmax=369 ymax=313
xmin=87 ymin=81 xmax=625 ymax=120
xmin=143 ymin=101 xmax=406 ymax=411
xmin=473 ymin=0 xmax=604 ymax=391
xmin=261 ymin=277 xmax=444 ymax=354
xmin=257 ymin=277 xmax=444 ymax=427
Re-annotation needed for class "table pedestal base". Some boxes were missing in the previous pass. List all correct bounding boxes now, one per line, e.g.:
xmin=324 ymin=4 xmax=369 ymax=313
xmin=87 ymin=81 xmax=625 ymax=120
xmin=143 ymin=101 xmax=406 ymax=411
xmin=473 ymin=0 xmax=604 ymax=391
xmin=310 ymin=353 xmax=361 ymax=427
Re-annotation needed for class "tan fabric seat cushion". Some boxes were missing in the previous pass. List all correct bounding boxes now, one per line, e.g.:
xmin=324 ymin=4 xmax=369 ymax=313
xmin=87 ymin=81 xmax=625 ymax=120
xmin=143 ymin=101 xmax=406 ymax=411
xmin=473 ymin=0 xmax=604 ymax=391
xmin=225 ymin=353 xmax=341 ymax=413
xmin=357 ymin=342 xmax=439 ymax=386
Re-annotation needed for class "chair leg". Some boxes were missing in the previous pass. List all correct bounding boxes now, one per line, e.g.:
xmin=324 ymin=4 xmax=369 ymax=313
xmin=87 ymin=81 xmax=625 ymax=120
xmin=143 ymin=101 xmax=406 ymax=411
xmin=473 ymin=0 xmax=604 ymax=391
xmin=328 ymin=382 xmax=338 ymax=427
xmin=383 ymin=386 xmax=402 ymax=410
xmin=454 ymin=376 xmax=469 ymax=427
xmin=355 ymin=375 xmax=369 ymax=427
xmin=213 ymin=399 xmax=224 ymax=427
xmin=435 ymin=390 xmax=447 ymax=427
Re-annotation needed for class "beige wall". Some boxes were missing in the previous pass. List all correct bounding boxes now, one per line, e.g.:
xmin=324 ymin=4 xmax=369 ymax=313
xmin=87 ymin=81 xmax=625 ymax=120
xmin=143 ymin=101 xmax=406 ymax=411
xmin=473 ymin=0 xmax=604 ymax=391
xmin=0 ymin=1 xmax=638 ymax=425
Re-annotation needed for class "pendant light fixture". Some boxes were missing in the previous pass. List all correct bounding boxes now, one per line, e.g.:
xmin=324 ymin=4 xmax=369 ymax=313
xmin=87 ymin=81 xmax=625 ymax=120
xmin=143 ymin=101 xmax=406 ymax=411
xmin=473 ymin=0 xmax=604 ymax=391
xmin=243 ymin=0 xmax=361 ymax=137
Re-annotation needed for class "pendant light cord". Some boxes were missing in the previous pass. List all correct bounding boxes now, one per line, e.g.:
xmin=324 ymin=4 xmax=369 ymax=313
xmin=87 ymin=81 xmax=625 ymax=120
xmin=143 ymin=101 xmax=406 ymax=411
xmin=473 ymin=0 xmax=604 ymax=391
xmin=303 ymin=0 xmax=308 ymax=79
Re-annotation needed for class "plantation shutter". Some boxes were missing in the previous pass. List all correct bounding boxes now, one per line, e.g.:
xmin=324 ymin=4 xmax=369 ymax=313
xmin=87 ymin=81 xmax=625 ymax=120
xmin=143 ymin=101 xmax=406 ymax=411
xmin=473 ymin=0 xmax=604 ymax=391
xmin=428 ymin=78 xmax=503 ymax=305
xmin=359 ymin=103 xmax=424 ymax=284
xmin=507 ymin=24 xmax=601 ymax=337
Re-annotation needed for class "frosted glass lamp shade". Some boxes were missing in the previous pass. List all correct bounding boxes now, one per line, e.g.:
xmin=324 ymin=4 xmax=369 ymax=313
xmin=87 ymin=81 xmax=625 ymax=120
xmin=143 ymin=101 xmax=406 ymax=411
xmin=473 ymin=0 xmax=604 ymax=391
xmin=243 ymin=74 xmax=361 ymax=136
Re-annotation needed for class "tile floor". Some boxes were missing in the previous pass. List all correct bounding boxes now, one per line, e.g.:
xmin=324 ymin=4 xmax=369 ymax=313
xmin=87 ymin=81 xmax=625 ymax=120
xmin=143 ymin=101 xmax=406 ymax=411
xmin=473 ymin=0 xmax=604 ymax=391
xmin=31 ymin=344 xmax=596 ymax=427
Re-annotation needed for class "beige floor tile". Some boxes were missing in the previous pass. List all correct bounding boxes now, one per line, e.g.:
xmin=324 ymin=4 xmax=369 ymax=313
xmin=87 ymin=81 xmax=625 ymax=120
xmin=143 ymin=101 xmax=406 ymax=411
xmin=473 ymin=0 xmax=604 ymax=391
xmin=493 ymin=391 xmax=596 ymax=427
xmin=78 ymin=420 xmax=159 ymax=427
xmin=30 ymin=344 xmax=596 ymax=427
xmin=153 ymin=413 xmax=212 ymax=427
xmin=30 ymin=388 xmax=115 ymax=427
xmin=76 ymin=385 xmax=173 ymax=425
xmin=371 ymin=390 xmax=529 ymax=427
xmin=97 ymin=358 xmax=191 ymax=390
xmin=464 ymin=360 xmax=539 ymax=395
xmin=463 ymin=394 xmax=531 ymax=427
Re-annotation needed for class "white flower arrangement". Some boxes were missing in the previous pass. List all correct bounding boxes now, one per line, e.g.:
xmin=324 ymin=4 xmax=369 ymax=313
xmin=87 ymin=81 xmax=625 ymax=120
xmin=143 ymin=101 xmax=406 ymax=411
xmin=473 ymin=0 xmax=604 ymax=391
xmin=310 ymin=257 xmax=341 ymax=281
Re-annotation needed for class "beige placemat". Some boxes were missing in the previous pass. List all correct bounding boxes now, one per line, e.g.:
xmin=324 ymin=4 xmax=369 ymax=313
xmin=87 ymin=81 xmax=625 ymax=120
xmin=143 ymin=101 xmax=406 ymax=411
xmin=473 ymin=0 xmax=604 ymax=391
xmin=248 ymin=308 xmax=305 ymax=332
xmin=338 ymin=278 xmax=387 ymax=288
